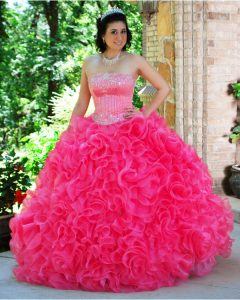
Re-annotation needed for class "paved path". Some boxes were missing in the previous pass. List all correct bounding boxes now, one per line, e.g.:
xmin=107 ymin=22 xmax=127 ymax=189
xmin=0 ymin=197 xmax=240 ymax=299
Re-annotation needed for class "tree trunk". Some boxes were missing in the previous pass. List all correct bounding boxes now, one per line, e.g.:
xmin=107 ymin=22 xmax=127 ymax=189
xmin=43 ymin=0 xmax=59 ymax=121
xmin=0 ymin=1 xmax=8 ymax=62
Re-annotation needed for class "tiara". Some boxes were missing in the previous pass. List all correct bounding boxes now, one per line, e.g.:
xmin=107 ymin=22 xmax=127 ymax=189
xmin=101 ymin=7 xmax=124 ymax=21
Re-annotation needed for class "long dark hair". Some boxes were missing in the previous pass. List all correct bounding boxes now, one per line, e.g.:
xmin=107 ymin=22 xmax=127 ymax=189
xmin=96 ymin=12 xmax=132 ymax=53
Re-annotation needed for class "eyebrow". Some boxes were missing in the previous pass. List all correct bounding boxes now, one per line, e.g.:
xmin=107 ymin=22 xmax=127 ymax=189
xmin=110 ymin=28 xmax=126 ymax=31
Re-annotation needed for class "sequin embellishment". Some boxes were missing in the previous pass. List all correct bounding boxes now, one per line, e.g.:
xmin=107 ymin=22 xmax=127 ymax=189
xmin=89 ymin=73 xmax=137 ymax=125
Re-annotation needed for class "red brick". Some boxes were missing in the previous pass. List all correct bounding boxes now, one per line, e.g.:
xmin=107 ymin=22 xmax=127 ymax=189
xmin=207 ymin=12 xmax=230 ymax=20
xmin=208 ymin=40 xmax=214 ymax=47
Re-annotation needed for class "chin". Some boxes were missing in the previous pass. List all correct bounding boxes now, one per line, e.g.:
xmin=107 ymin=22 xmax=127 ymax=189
xmin=112 ymin=44 xmax=121 ymax=48
xmin=114 ymin=45 xmax=125 ymax=51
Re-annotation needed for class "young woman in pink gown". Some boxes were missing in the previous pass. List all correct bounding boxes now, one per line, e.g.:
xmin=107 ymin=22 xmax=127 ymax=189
xmin=9 ymin=7 xmax=234 ymax=292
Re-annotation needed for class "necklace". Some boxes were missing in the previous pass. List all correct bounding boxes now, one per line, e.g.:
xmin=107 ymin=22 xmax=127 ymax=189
xmin=102 ymin=51 xmax=121 ymax=66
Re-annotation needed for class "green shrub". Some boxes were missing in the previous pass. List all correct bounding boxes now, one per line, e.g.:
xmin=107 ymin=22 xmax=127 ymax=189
xmin=19 ymin=86 xmax=79 ymax=178
xmin=0 ymin=149 xmax=31 ymax=215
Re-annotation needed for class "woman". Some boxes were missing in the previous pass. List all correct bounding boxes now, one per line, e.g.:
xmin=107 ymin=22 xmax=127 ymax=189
xmin=10 ymin=7 xmax=234 ymax=293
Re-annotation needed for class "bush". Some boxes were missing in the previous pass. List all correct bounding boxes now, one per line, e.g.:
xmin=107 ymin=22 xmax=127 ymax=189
xmin=0 ymin=149 xmax=31 ymax=215
xmin=19 ymin=86 xmax=79 ymax=178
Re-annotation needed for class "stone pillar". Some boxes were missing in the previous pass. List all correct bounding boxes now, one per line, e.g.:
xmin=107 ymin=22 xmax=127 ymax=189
xmin=142 ymin=1 xmax=176 ymax=128
xmin=175 ymin=1 xmax=206 ymax=157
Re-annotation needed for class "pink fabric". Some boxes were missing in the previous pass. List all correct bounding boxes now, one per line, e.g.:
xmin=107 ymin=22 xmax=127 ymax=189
xmin=10 ymin=72 xmax=234 ymax=292
xmin=89 ymin=73 xmax=138 ymax=125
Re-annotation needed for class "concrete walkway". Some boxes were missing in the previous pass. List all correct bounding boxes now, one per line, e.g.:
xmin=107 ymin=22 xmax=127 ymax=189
xmin=0 ymin=197 xmax=240 ymax=299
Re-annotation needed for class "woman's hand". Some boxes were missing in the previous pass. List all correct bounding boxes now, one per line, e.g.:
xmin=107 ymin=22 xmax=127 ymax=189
xmin=123 ymin=108 xmax=145 ymax=119
xmin=123 ymin=108 xmax=135 ymax=119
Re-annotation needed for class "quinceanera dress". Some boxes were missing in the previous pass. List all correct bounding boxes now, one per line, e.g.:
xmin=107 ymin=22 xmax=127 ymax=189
xmin=10 ymin=72 xmax=234 ymax=292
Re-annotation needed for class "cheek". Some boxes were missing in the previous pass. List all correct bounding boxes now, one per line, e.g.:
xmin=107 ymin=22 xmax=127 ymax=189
xmin=105 ymin=33 xmax=113 ymax=40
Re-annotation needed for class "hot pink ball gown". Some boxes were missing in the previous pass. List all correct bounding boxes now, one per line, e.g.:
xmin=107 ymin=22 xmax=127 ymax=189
xmin=10 ymin=72 xmax=234 ymax=292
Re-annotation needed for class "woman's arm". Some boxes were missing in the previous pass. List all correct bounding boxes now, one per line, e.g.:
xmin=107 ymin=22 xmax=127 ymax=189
xmin=135 ymin=55 xmax=171 ymax=117
xmin=68 ymin=59 xmax=91 ymax=127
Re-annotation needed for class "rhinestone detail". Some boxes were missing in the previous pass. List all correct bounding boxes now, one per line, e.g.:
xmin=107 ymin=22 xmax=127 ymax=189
xmin=88 ymin=73 xmax=137 ymax=125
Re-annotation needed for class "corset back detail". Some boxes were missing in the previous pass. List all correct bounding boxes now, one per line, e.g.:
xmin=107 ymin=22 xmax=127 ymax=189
xmin=89 ymin=73 xmax=137 ymax=125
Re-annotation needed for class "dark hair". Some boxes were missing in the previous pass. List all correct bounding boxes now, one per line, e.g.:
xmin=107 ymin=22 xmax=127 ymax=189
xmin=96 ymin=12 xmax=132 ymax=53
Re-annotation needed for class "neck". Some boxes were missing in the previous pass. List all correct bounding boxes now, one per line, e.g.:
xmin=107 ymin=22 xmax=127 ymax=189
xmin=103 ymin=49 xmax=122 ymax=59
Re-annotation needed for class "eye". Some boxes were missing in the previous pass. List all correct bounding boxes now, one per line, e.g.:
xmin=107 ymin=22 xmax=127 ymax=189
xmin=121 ymin=30 xmax=127 ymax=34
xmin=111 ymin=30 xmax=117 ymax=35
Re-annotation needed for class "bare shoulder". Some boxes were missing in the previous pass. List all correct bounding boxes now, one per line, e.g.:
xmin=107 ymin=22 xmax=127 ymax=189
xmin=127 ymin=53 xmax=144 ymax=61
xmin=83 ymin=54 xmax=102 ymax=78
xmin=124 ymin=53 xmax=148 ymax=76
xmin=83 ymin=54 xmax=100 ymax=67
xmin=126 ymin=53 xmax=146 ymax=67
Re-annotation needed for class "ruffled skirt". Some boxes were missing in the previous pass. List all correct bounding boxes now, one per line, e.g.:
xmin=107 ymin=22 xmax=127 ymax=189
xmin=9 ymin=112 xmax=234 ymax=292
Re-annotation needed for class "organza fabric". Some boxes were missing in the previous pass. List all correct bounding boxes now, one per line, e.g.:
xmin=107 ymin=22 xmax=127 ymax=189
xmin=9 ymin=73 xmax=234 ymax=292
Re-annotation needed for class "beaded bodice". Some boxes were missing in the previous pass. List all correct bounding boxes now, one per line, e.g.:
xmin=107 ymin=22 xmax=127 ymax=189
xmin=89 ymin=72 xmax=137 ymax=125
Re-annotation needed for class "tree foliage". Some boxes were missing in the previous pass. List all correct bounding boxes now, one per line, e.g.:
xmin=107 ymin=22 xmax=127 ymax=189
xmin=0 ymin=0 xmax=142 ymax=167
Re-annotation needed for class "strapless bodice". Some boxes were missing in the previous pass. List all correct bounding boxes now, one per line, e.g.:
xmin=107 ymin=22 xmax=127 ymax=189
xmin=88 ymin=73 xmax=138 ymax=125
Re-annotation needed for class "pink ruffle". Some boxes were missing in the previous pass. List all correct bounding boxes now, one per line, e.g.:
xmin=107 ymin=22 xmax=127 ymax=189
xmin=9 ymin=112 xmax=234 ymax=292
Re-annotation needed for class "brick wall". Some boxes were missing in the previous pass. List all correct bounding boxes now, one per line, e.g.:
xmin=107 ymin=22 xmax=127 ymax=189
xmin=205 ymin=1 xmax=240 ymax=193
xmin=175 ymin=0 xmax=240 ymax=194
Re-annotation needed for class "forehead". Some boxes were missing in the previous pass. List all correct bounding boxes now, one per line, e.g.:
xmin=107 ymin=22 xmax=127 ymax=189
xmin=106 ymin=21 xmax=126 ymax=30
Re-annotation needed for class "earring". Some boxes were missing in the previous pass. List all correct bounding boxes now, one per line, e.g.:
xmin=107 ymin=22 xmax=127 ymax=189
xmin=102 ymin=37 xmax=105 ymax=44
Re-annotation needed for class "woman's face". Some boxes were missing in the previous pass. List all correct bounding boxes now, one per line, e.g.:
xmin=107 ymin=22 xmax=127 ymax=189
xmin=102 ymin=21 xmax=127 ymax=52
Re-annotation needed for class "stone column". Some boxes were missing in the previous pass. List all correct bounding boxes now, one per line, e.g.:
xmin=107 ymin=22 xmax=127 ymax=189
xmin=142 ymin=1 xmax=176 ymax=128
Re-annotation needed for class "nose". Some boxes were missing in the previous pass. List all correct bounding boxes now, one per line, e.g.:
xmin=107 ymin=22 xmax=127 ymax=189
xmin=115 ymin=32 xmax=122 ymax=41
